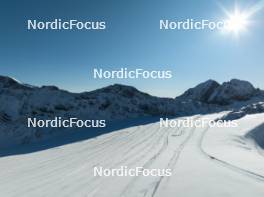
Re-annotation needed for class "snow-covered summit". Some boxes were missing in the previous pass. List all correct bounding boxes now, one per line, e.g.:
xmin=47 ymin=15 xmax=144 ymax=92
xmin=176 ymin=79 xmax=220 ymax=102
xmin=208 ymin=79 xmax=257 ymax=105
xmin=0 ymin=76 xmax=28 ymax=89
xmin=177 ymin=79 xmax=259 ymax=105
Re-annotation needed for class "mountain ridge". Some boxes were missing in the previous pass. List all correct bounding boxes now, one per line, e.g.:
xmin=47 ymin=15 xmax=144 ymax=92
xmin=0 ymin=75 xmax=264 ymax=148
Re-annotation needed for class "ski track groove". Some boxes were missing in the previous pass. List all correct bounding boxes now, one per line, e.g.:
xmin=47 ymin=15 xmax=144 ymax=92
xmin=2 ymin=124 xmax=157 ymax=196
xmin=84 ymin=125 xmax=170 ymax=197
xmin=120 ymin=127 xmax=171 ymax=197
xmin=65 ymin=124 xmax=167 ymax=196
xmin=18 ymin=123 xmax=163 ymax=197
xmin=120 ymin=117 xmax=200 ymax=197
xmin=147 ymin=117 xmax=200 ymax=197
xmin=199 ymin=126 xmax=264 ymax=182
xmin=0 ymin=126 xmax=139 ymax=178
xmin=1 ymin=115 xmax=264 ymax=197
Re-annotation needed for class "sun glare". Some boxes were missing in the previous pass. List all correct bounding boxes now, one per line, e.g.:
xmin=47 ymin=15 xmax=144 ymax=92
xmin=224 ymin=9 xmax=249 ymax=35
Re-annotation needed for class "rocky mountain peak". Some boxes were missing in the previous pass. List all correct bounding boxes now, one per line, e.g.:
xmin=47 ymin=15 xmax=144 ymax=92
xmin=177 ymin=79 xmax=257 ymax=105
xmin=0 ymin=76 xmax=31 ymax=90
xmin=208 ymin=79 xmax=256 ymax=105
xmin=176 ymin=79 xmax=220 ymax=102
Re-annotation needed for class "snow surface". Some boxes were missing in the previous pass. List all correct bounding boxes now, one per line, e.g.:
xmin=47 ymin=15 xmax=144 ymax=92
xmin=1 ymin=113 xmax=264 ymax=197
xmin=203 ymin=113 xmax=264 ymax=177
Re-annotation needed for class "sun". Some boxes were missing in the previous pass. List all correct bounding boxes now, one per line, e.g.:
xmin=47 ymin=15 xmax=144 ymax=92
xmin=218 ymin=0 xmax=264 ymax=37
xmin=224 ymin=8 xmax=249 ymax=35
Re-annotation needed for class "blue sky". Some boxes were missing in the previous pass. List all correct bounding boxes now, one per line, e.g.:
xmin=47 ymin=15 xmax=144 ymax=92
xmin=0 ymin=0 xmax=263 ymax=97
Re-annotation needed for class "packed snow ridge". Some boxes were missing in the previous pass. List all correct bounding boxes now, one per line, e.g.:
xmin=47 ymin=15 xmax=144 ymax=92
xmin=0 ymin=75 xmax=263 ymax=148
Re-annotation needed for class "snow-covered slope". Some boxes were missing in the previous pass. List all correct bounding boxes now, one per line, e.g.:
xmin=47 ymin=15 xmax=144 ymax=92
xmin=245 ymin=116 xmax=264 ymax=149
xmin=1 ymin=113 xmax=264 ymax=197
xmin=203 ymin=113 xmax=264 ymax=178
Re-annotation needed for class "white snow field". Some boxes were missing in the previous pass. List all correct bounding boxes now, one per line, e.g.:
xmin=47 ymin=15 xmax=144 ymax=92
xmin=0 ymin=113 xmax=264 ymax=197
